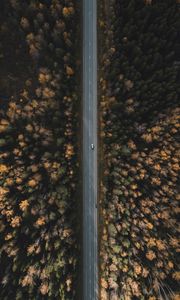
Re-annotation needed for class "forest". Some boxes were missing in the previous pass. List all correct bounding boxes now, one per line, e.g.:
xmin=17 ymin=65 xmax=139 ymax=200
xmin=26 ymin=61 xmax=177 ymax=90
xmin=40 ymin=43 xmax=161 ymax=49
xmin=0 ymin=0 xmax=179 ymax=299
xmin=0 ymin=0 xmax=80 ymax=299
xmin=99 ymin=0 xmax=180 ymax=299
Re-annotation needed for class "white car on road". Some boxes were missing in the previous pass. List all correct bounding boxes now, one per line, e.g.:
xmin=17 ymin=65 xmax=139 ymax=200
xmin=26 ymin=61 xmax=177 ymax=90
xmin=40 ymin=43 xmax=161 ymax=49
xmin=91 ymin=144 xmax=94 ymax=150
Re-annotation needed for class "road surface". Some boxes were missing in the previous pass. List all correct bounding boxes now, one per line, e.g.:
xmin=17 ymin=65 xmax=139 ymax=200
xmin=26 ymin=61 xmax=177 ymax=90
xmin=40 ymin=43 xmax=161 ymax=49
xmin=83 ymin=0 xmax=98 ymax=299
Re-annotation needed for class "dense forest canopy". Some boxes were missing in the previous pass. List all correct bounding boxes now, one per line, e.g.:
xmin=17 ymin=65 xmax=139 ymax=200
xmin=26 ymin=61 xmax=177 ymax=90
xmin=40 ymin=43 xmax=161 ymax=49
xmin=99 ymin=0 xmax=180 ymax=299
xmin=0 ymin=1 xmax=80 ymax=299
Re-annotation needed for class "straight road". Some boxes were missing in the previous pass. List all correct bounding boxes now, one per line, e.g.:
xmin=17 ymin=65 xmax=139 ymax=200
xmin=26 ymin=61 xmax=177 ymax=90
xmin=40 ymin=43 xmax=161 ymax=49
xmin=83 ymin=0 xmax=98 ymax=299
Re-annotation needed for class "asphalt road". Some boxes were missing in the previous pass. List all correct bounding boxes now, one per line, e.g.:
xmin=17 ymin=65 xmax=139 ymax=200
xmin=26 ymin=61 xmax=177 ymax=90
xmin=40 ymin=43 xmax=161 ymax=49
xmin=83 ymin=0 xmax=98 ymax=299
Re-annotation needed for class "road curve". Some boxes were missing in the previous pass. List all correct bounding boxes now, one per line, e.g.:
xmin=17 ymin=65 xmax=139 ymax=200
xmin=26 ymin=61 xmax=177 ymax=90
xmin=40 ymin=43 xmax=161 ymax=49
xmin=83 ymin=0 xmax=98 ymax=299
